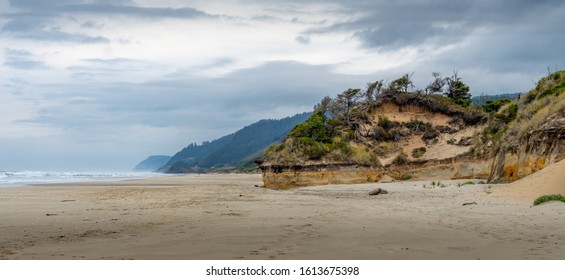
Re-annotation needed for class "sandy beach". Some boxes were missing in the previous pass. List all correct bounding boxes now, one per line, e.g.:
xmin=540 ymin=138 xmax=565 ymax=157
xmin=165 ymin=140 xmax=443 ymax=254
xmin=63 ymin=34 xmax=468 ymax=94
xmin=0 ymin=173 xmax=564 ymax=260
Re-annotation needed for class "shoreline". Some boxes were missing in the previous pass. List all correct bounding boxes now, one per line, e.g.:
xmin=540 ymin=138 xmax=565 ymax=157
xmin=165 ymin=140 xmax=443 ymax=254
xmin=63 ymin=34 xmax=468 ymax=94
xmin=0 ymin=171 xmax=172 ymax=189
xmin=1 ymin=174 xmax=564 ymax=260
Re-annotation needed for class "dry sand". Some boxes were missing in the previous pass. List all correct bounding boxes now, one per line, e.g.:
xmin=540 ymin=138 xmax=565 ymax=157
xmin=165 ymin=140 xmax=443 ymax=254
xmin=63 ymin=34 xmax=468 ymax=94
xmin=492 ymin=158 xmax=565 ymax=203
xmin=0 ymin=172 xmax=564 ymax=260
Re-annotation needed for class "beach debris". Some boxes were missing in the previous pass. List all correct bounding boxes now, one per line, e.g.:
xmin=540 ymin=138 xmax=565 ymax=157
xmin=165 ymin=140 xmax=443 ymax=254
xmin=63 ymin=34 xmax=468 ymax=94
xmin=369 ymin=188 xmax=389 ymax=195
xmin=45 ymin=213 xmax=57 ymax=216
xmin=254 ymin=184 xmax=264 ymax=188
xmin=61 ymin=200 xmax=75 ymax=202
xmin=462 ymin=201 xmax=478 ymax=206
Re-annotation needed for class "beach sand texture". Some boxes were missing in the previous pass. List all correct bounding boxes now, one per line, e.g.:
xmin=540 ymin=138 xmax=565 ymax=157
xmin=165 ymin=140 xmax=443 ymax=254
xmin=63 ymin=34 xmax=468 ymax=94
xmin=0 ymin=170 xmax=564 ymax=260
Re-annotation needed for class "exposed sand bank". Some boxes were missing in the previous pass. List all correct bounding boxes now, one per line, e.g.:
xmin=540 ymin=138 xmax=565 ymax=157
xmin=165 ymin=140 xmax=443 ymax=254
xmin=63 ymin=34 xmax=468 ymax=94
xmin=0 ymin=173 xmax=564 ymax=260
xmin=492 ymin=158 xmax=565 ymax=203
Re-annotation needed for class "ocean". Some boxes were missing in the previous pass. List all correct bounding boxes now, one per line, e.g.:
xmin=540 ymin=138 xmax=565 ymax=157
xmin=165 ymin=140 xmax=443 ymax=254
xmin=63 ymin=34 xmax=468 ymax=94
xmin=0 ymin=170 xmax=167 ymax=187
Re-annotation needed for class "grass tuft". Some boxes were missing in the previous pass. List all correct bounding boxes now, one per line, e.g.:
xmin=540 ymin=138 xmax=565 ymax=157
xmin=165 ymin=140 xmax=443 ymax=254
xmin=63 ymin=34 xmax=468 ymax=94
xmin=533 ymin=194 xmax=565 ymax=206
xmin=402 ymin=174 xmax=413 ymax=180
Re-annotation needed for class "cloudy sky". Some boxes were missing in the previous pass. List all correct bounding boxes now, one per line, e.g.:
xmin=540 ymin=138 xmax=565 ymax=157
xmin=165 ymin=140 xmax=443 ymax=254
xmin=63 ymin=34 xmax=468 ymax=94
xmin=1 ymin=0 xmax=564 ymax=171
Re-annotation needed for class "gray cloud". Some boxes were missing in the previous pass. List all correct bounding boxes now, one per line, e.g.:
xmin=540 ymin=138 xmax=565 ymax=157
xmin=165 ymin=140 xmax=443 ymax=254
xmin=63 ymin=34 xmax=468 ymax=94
xmin=5 ymin=0 xmax=215 ymax=19
xmin=59 ymin=4 xmax=214 ymax=19
xmin=3 ymin=48 xmax=47 ymax=69
xmin=1 ymin=0 xmax=217 ymax=44
xmin=301 ymin=0 xmax=565 ymax=49
xmin=1 ymin=16 xmax=110 ymax=43
xmin=80 ymin=20 xmax=104 ymax=29
xmin=22 ymin=60 xmax=371 ymax=135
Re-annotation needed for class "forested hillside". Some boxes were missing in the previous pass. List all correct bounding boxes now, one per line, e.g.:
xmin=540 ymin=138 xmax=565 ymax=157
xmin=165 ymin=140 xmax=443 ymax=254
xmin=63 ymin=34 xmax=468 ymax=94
xmin=159 ymin=112 xmax=311 ymax=173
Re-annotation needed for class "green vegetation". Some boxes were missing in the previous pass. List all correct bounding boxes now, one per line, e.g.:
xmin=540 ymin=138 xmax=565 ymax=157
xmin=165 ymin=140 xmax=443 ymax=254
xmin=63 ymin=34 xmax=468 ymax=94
xmin=289 ymin=111 xmax=334 ymax=143
xmin=473 ymin=93 xmax=520 ymax=107
xmin=388 ymin=73 xmax=414 ymax=93
xmin=493 ymin=102 xmax=518 ymax=123
xmin=445 ymin=72 xmax=472 ymax=107
xmin=378 ymin=116 xmax=392 ymax=130
xmin=499 ymin=70 xmax=565 ymax=145
xmin=483 ymin=98 xmax=512 ymax=113
xmin=402 ymin=174 xmax=413 ymax=180
xmin=533 ymin=194 xmax=565 ymax=206
xmin=523 ymin=70 xmax=565 ymax=103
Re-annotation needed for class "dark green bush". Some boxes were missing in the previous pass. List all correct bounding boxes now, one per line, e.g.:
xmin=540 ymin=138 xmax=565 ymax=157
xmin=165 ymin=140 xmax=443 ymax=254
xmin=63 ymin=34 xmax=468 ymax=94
xmin=289 ymin=111 xmax=334 ymax=143
xmin=483 ymin=98 xmax=512 ymax=113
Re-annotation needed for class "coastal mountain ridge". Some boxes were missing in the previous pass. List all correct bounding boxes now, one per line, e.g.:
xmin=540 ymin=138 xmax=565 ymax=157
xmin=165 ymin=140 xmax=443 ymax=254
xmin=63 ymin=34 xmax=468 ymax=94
xmin=133 ymin=155 xmax=172 ymax=172
xmin=153 ymin=112 xmax=312 ymax=173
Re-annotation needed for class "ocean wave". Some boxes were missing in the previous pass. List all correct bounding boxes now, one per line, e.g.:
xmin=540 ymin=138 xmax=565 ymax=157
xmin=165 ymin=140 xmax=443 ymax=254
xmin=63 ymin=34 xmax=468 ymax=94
xmin=0 ymin=171 xmax=167 ymax=186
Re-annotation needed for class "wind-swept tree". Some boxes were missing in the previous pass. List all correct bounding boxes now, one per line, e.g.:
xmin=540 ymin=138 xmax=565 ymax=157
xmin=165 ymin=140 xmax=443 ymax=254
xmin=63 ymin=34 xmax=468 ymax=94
xmin=313 ymin=96 xmax=332 ymax=113
xmin=445 ymin=71 xmax=471 ymax=107
xmin=425 ymin=72 xmax=446 ymax=94
xmin=388 ymin=73 xmax=413 ymax=93
xmin=338 ymin=88 xmax=363 ymax=126
xmin=365 ymin=80 xmax=385 ymax=102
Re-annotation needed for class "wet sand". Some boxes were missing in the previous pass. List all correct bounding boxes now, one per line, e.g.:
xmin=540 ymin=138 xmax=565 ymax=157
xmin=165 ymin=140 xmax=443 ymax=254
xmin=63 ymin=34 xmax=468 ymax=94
xmin=0 ymin=174 xmax=564 ymax=260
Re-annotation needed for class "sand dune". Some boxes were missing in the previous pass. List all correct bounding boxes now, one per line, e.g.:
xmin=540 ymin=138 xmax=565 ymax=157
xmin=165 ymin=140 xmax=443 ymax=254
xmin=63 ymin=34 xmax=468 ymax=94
xmin=493 ymin=159 xmax=565 ymax=203
xmin=1 ymin=174 xmax=564 ymax=260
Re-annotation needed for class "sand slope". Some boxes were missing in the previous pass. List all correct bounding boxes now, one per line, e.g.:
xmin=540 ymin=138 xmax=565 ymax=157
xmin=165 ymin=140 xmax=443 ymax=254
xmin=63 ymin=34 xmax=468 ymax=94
xmin=493 ymin=159 xmax=565 ymax=203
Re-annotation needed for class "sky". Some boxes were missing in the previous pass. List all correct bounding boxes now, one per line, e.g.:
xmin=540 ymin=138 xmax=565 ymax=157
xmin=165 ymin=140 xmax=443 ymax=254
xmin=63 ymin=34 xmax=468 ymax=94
xmin=1 ymin=0 xmax=564 ymax=171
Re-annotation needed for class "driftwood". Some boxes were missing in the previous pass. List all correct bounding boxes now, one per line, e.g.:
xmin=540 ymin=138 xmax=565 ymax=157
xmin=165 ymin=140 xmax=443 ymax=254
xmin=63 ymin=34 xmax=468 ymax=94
xmin=462 ymin=201 xmax=478 ymax=206
xmin=369 ymin=188 xmax=389 ymax=195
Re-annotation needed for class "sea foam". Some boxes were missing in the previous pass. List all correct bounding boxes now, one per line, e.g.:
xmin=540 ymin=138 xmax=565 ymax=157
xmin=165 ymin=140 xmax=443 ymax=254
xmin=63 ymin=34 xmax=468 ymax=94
xmin=0 ymin=170 xmax=166 ymax=187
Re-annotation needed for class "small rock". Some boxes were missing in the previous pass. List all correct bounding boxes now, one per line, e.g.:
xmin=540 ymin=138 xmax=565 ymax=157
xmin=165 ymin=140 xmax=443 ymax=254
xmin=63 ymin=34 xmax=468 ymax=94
xmin=369 ymin=188 xmax=388 ymax=195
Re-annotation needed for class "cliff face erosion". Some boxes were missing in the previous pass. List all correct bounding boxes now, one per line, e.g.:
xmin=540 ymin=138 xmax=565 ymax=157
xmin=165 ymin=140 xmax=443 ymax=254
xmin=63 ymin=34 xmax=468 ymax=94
xmin=489 ymin=71 xmax=565 ymax=182
xmin=260 ymin=71 xmax=565 ymax=189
